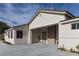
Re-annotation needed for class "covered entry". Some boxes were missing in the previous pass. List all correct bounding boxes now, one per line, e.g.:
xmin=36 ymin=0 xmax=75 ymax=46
xmin=28 ymin=10 xmax=66 ymax=44
xmin=31 ymin=24 xmax=58 ymax=45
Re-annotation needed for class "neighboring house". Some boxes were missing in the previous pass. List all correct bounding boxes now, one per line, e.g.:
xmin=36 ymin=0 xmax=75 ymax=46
xmin=4 ymin=9 xmax=79 ymax=51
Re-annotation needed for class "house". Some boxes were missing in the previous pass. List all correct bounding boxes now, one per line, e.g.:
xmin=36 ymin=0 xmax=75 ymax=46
xmin=4 ymin=9 xmax=79 ymax=51
xmin=4 ymin=24 xmax=29 ymax=44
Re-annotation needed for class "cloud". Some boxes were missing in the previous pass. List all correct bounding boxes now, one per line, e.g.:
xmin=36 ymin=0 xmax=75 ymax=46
xmin=0 ymin=16 xmax=18 ymax=26
xmin=0 ymin=3 xmax=79 ymax=26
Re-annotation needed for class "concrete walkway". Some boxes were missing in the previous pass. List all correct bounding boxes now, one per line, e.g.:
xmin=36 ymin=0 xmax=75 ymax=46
xmin=0 ymin=42 xmax=79 ymax=56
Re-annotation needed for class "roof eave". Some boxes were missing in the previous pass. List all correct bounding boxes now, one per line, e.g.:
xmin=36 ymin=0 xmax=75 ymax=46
xmin=28 ymin=9 xmax=74 ymax=24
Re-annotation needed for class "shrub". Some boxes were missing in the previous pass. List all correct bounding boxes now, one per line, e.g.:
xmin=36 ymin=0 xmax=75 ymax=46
xmin=58 ymin=45 xmax=66 ymax=51
xmin=69 ymin=47 xmax=79 ymax=53
xmin=70 ymin=48 xmax=73 ymax=52
xmin=0 ymin=34 xmax=4 ymax=41
xmin=70 ymin=48 xmax=75 ymax=52
xmin=3 ymin=41 xmax=12 ymax=45
xmin=76 ymin=44 xmax=79 ymax=53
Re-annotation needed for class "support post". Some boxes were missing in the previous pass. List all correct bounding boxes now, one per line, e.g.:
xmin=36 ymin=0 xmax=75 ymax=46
xmin=28 ymin=29 xmax=32 ymax=44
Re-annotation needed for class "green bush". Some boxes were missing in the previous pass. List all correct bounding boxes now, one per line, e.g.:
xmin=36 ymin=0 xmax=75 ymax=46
xmin=0 ymin=34 xmax=4 ymax=41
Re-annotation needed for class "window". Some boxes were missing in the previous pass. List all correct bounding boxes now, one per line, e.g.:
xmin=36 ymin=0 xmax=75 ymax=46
xmin=11 ymin=30 xmax=13 ymax=38
xmin=16 ymin=30 xmax=23 ymax=39
xmin=8 ymin=31 xmax=10 ymax=38
xmin=71 ymin=22 xmax=79 ymax=30
xmin=77 ymin=23 xmax=79 ymax=29
xmin=71 ymin=23 xmax=76 ymax=29
xmin=6 ymin=32 xmax=7 ymax=36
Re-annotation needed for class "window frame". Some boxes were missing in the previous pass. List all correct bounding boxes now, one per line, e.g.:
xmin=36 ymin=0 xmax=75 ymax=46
xmin=16 ymin=30 xmax=23 ymax=39
xmin=71 ymin=22 xmax=79 ymax=30
xmin=8 ymin=31 xmax=10 ymax=38
xmin=77 ymin=23 xmax=79 ymax=29
xmin=6 ymin=32 xmax=7 ymax=36
xmin=71 ymin=23 xmax=77 ymax=30
xmin=11 ymin=30 xmax=13 ymax=38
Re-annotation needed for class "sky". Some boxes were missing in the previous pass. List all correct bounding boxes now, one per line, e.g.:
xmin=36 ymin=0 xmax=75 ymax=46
xmin=0 ymin=3 xmax=79 ymax=26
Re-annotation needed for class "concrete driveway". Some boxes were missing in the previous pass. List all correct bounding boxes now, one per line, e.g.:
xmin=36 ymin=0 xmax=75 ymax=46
xmin=0 ymin=41 xmax=79 ymax=56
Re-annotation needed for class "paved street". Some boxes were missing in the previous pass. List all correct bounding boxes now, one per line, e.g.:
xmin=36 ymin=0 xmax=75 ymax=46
xmin=0 ymin=41 xmax=79 ymax=56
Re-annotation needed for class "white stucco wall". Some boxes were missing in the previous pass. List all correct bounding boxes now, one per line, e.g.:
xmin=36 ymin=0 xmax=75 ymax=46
xmin=29 ymin=12 xmax=66 ymax=29
xmin=28 ymin=11 xmax=67 ymax=44
xmin=4 ymin=25 xmax=29 ymax=44
xmin=4 ymin=29 xmax=15 ymax=44
xmin=59 ymin=18 xmax=79 ymax=51
xmin=14 ymin=25 xmax=29 ymax=44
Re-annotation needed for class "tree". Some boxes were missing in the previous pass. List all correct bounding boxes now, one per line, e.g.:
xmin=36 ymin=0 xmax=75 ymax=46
xmin=0 ymin=21 xmax=10 ymax=34
xmin=0 ymin=21 xmax=10 ymax=40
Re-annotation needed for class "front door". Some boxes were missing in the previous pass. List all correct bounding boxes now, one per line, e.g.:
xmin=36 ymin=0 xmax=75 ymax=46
xmin=47 ymin=26 xmax=56 ymax=44
xmin=41 ymin=32 xmax=47 ymax=43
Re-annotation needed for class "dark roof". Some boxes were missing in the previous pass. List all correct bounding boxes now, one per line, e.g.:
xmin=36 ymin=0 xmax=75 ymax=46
xmin=66 ymin=11 xmax=75 ymax=17
xmin=5 ymin=23 xmax=28 ymax=32
xmin=39 ymin=9 xmax=74 ymax=17
xmin=12 ymin=23 xmax=28 ymax=28
xmin=60 ymin=16 xmax=79 ymax=22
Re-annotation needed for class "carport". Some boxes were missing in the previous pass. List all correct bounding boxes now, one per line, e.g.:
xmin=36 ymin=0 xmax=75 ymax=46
xmin=28 ymin=9 xmax=66 ymax=45
xmin=31 ymin=24 xmax=58 ymax=45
